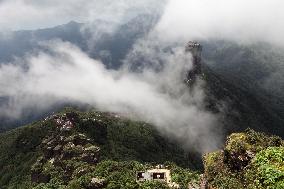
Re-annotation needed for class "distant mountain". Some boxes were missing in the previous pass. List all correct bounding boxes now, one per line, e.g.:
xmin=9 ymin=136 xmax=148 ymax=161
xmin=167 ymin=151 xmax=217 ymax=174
xmin=203 ymin=64 xmax=284 ymax=137
xmin=0 ymin=21 xmax=86 ymax=63
xmin=202 ymin=40 xmax=284 ymax=120
xmin=88 ymin=14 xmax=159 ymax=68
xmin=0 ymin=14 xmax=158 ymax=68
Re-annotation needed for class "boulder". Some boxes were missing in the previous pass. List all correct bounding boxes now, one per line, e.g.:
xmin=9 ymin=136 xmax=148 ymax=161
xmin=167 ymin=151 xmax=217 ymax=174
xmin=88 ymin=177 xmax=106 ymax=189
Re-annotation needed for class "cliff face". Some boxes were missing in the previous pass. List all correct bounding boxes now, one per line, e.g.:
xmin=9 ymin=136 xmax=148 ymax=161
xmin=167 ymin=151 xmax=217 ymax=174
xmin=185 ymin=41 xmax=284 ymax=138
xmin=202 ymin=40 xmax=284 ymax=120
xmin=185 ymin=41 xmax=203 ymax=83
xmin=185 ymin=41 xmax=202 ymax=71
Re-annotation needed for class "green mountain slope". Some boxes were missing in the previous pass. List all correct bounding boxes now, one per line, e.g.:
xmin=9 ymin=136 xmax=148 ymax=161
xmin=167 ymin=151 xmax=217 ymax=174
xmin=0 ymin=108 xmax=200 ymax=189
xmin=0 ymin=108 xmax=283 ymax=189
xmin=202 ymin=40 xmax=284 ymax=123
xmin=203 ymin=64 xmax=284 ymax=137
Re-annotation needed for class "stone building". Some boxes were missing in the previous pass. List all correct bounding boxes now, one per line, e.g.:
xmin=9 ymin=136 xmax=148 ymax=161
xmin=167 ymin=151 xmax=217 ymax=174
xmin=137 ymin=168 xmax=179 ymax=188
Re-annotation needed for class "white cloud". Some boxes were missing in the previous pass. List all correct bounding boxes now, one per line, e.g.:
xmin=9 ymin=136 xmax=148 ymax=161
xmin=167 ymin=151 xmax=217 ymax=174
xmin=2 ymin=0 xmax=284 ymax=46
xmin=0 ymin=41 xmax=221 ymax=153
xmin=0 ymin=0 xmax=166 ymax=30
xmin=155 ymin=0 xmax=284 ymax=45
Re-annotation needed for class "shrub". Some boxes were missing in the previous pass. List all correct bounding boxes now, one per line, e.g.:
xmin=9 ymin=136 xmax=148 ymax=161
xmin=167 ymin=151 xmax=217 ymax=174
xmin=245 ymin=147 xmax=284 ymax=189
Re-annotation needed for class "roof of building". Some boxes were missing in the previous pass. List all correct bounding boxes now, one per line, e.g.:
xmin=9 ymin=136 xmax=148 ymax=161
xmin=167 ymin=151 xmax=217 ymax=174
xmin=186 ymin=41 xmax=202 ymax=50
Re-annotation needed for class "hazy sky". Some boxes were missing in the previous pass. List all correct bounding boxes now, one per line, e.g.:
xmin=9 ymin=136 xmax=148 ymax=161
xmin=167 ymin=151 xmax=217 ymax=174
xmin=1 ymin=0 xmax=284 ymax=46
xmin=156 ymin=0 xmax=284 ymax=45
xmin=0 ymin=0 xmax=166 ymax=30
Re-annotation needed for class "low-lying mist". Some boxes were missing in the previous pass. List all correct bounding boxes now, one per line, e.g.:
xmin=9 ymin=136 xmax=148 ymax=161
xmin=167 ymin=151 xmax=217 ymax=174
xmin=0 ymin=40 xmax=221 ymax=153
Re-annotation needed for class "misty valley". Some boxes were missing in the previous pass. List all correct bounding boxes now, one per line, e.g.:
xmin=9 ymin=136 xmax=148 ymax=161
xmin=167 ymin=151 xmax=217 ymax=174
xmin=0 ymin=0 xmax=284 ymax=189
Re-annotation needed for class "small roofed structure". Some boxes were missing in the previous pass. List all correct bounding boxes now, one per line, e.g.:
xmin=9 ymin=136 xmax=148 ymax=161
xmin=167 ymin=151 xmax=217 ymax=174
xmin=137 ymin=167 xmax=179 ymax=188
xmin=185 ymin=41 xmax=202 ymax=50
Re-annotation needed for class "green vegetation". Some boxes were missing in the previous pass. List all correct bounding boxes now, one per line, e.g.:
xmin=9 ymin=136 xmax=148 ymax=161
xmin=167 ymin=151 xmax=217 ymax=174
xmin=0 ymin=108 xmax=199 ymax=188
xmin=30 ymin=159 xmax=199 ymax=189
xmin=166 ymin=162 xmax=200 ymax=188
xmin=245 ymin=147 xmax=284 ymax=189
xmin=1 ymin=107 xmax=283 ymax=189
xmin=0 ymin=121 xmax=56 ymax=188
xmin=203 ymin=129 xmax=284 ymax=189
